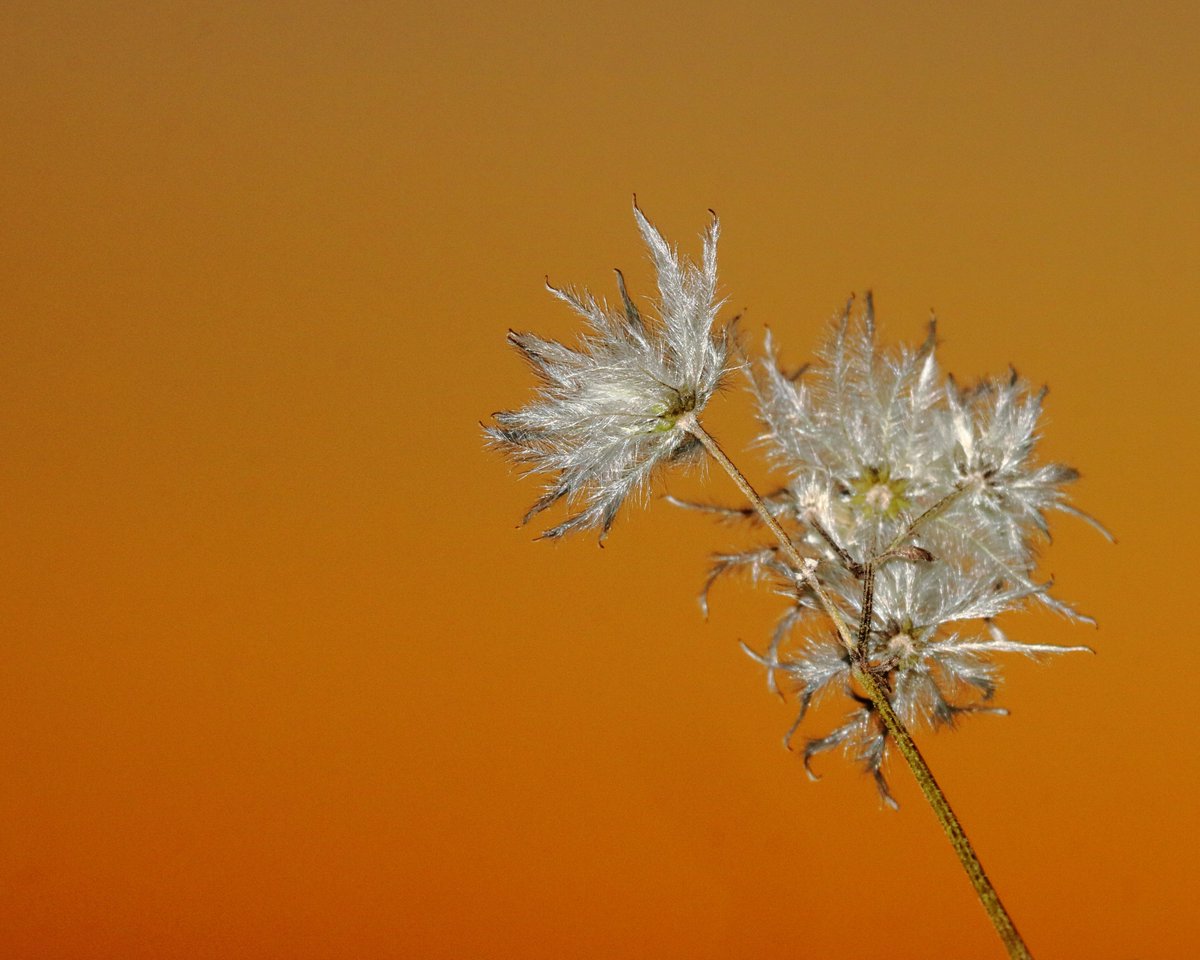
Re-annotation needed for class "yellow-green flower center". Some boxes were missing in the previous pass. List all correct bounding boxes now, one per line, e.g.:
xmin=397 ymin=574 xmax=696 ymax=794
xmin=647 ymin=388 xmax=698 ymax=432
xmin=849 ymin=466 xmax=910 ymax=519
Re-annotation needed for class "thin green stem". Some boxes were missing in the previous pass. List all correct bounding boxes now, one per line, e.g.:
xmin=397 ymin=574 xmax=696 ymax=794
xmin=855 ymin=560 xmax=875 ymax=658
xmin=677 ymin=413 xmax=855 ymax=651
xmin=885 ymin=484 xmax=967 ymax=554
xmin=680 ymin=413 xmax=1033 ymax=960
xmin=853 ymin=667 xmax=1032 ymax=960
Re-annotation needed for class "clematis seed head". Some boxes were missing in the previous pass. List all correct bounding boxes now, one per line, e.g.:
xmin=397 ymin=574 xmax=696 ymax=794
xmin=485 ymin=200 xmax=735 ymax=541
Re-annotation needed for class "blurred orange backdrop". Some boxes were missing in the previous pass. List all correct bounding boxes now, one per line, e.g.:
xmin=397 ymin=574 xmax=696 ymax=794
xmin=1 ymin=1 xmax=1196 ymax=957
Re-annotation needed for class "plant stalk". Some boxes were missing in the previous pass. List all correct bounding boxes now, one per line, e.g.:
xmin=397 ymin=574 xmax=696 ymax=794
xmin=853 ymin=665 xmax=1032 ymax=960
xmin=676 ymin=412 xmax=857 ymax=650
xmin=680 ymin=413 xmax=1033 ymax=960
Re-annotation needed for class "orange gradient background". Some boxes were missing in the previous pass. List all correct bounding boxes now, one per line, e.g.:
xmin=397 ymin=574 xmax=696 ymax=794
xmin=1 ymin=2 xmax=1195 ymax=957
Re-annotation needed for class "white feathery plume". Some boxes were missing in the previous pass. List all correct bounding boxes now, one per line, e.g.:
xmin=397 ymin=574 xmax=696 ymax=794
xmin=486 ymin=200 xmax=734 ymax=541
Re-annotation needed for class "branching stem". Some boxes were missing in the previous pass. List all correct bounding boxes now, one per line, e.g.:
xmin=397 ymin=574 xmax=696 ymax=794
xmin=856 ymin=560 xmax=876 ymax=658
xmin=677 ymin=413 xmax=854 ymax=651
xmin=679 ymin=413 xmax=1034 ymax=960
xmin=887 ymin=484 xmax=968 ymax=553
xmin=853 ymin=666 xmax=1032 ymax=960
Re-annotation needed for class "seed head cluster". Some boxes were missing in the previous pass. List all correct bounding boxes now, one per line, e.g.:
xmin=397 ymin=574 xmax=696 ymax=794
xmin=725 ymin=296 xmax=1111 ymax=805
xmin=486 ymin=206 xmax=1107 ymax=807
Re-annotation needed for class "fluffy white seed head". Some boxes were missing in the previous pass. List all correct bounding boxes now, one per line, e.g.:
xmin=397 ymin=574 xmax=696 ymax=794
xmin=486 ymin=201 xmax=735 ymax=541
xmin=751 ymin=296 xmax=1104 ymax=596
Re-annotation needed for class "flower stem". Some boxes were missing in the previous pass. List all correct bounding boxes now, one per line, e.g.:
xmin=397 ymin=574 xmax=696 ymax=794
xmin=680 ymin=413 xmax=1033 ymax=960
xmin=676 ymin=412 xmax=804 ymax=570
xmin=853 ymin=666 xmax=1032 ymax=960
xmin=676 ymin=413 xmax=857 ymax=651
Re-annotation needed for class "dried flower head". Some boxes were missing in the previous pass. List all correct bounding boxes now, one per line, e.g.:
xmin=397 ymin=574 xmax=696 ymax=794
xmin=489 ymin=209 xmax=1103 ymax=953
xmin=486 ymin=201 xmax=735 ymax=540
xmin=703 ymin=296 xmax=1110 ymax=804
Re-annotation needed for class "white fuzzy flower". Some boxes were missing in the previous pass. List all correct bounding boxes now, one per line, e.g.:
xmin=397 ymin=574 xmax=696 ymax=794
xmin=751 ymin=298 xmax=1106 ymax=610
xmin=754 ymin=296 xmax=945 ymax=529
xmin=935 ymin=373 xmax=1113 ymax=596
xmin=752 ymin=558 xmax=1094 ymax=806
xmin=486 ymin=201 xmax=734 ymax=541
